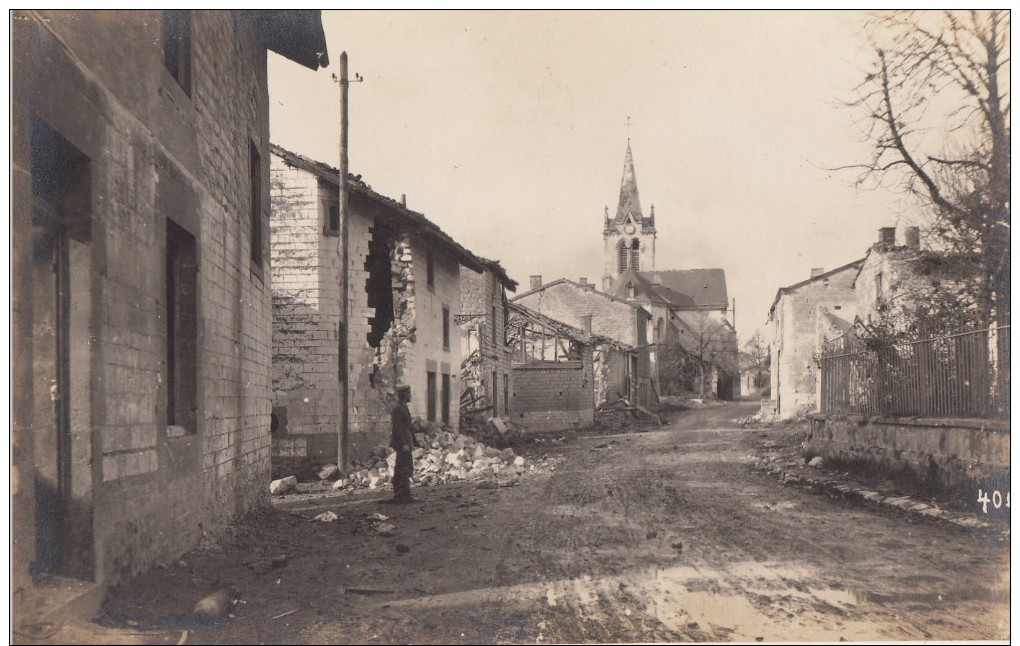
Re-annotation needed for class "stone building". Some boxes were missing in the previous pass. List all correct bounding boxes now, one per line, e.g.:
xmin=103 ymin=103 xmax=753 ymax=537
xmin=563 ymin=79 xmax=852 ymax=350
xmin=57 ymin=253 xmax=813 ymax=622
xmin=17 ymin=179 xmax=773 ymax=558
xmin=270 ymin=145 xmax=487 ymax=472
xmin=512 ymin=277 xmax=652 ymax=406
xmin=458 ymin=259 xmax=518 ymax=424
xmin=11 ymin=9 xmax=328 ymax=618
xmin=767 ymin=260 xmax=863 ymax=419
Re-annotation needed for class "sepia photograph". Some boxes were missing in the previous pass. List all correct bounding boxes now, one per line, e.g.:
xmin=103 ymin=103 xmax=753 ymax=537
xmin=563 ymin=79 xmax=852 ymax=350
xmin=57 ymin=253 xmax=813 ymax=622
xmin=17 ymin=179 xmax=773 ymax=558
xmin=9 ymin=8 xmax=1010 ymax=644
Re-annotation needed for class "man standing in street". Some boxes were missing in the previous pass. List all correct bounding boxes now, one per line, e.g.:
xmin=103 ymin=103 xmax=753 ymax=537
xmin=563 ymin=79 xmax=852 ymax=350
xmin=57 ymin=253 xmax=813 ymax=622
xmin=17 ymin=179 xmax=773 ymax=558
xmin=390 ymin=385 xmax=414 ymax=503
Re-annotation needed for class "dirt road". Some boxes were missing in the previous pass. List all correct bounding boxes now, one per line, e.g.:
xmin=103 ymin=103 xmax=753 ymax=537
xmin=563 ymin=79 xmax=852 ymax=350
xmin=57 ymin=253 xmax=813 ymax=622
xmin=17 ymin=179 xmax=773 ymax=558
xmin=73 ymin=402 xmax=1010 ymax=644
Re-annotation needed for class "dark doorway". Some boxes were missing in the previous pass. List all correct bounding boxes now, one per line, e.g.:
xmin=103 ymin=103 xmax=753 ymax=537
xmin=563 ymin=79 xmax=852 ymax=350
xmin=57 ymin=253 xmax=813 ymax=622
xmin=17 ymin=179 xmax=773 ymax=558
xmin=30 ymin=117 xmax=94 ymax=581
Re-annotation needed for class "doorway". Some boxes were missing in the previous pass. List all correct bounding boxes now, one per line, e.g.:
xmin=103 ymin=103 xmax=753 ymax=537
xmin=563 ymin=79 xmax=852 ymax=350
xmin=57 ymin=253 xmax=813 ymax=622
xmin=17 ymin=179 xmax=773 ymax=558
xmin=30 ymin=117 xmax=94 ymax=581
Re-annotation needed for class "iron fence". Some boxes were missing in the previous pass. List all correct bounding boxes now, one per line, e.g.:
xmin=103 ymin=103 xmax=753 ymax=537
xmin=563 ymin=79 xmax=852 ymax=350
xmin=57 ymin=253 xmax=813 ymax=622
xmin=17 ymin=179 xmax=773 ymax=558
xmin=819 ymin=323 xmax=1010 ymax=420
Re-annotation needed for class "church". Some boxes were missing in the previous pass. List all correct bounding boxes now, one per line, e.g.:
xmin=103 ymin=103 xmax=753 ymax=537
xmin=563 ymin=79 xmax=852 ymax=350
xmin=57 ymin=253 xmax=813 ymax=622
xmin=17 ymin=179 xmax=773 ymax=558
xmin=598 ymin=141 xmax=739 ymax=399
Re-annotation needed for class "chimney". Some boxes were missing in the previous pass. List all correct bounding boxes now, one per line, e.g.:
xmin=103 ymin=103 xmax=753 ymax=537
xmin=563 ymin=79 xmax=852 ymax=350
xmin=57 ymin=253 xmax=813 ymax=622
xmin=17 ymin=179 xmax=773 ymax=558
xmin=878 ymin=227 xmax=896 ymax=246
xmin=901 ymin=226 xmax=920 ymax=250
xmin=810 ymin=268 xmax=825 ymax=278
xmin=400 ymin=194 xmax=406 ymax=207
xmin=579 ymin=277 xmax=588 ymax=287
xmin=529 ymin=275 xmax=542 ymax=290
xmin=580 ymin=315 xmax=593 ymax=333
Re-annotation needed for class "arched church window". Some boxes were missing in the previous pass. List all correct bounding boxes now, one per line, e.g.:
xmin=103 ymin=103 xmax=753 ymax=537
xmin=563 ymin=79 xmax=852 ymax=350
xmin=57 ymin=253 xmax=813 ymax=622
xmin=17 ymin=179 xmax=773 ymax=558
xmin=618 ymin=241 xmax=628 ymax=274
xmin=630 ymin=239 xmax=640 ymax=270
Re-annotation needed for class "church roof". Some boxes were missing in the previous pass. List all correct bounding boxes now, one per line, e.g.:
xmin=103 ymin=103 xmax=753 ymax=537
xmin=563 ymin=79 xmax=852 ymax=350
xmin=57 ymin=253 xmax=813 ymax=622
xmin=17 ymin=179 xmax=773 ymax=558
xmin=613 ymin=141 xmax=644 ymax=225
xmin=608 ymin=268 xmax=729 ymax=310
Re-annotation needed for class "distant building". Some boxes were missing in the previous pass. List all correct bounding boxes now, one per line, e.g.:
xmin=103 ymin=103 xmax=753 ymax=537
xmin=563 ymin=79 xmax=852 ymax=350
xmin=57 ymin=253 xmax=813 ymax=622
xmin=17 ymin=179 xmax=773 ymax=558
xmin=11 ymin=9 xmax=328 ymax=614
xmin=270 ymin=145 xmax=488 ymax=472
xmin=767 ymin=260 xmax=863 ymax=418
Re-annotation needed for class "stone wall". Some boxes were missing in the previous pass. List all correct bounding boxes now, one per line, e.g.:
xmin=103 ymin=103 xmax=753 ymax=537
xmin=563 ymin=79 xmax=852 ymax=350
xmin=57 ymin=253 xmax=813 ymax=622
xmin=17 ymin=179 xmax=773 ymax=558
xmin=459 ymin=266 xmax=513 ymax=419
xmin=269 ymin=158 xmax=340 ymax=477
xmin=807 ymin=413 xmax=1010 ymax=498
xmin=13 ymin=10 xmax=281 ymax=592
xmin=515 ymin=280 xmax=641 ymax=347
xmin=770 ymin=266 xmax=858 ymax=418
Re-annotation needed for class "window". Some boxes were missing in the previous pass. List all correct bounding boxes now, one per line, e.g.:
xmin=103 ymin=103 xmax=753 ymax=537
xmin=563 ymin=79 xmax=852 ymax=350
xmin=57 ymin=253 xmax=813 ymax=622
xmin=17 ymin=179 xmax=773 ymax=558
xmin=162 ymin=10 xmax=191 ymax=95
xmin=322 ymin=194 xmax=339 ymax=236
xmin=166 ymin=220 xmax=198 ymax=433
xmin=618 ymin=241 xmax=628 ymax=274
xmin=249 ymin=141 xmax=263 ymax=271
xmin=630 ymin=239 xmax=640 ymax=270
xmin=503 ymin=373 xmax=509 ymax=416
xmin=426 ymin=248 xmax=435 ymax=288
xmin=627 ymin=283 xmax=636 ymax=299
xmin=426 ymin=371 xmax=437 ymax=422
xmin=442 ymin=306 xmax=450 ymax=351
xmin=491 ymin=305 xmax=497 ymax=346
xmin=492 ymin=370 xmax=498 ymax=415
xmin=875 ymin=272 xmax=884 ymax=302
xmin=441 ymin=373 xmax=451 ymax=425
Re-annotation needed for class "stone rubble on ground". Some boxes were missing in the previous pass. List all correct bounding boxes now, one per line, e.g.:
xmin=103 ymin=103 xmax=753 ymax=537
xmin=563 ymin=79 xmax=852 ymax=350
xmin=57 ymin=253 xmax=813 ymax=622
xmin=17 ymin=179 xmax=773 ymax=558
xmin=270 ymin=475 xmax=298 ymax=495
xmin=314 ymin=511 xmax=338 ymax=522
xmin=319 ymin=417 xmax=560 ymax=494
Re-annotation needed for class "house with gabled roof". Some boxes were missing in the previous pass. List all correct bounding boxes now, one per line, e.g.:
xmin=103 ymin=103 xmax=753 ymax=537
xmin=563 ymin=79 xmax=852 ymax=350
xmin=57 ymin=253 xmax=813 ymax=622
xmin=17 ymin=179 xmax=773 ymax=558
xmin=270 ymin=144 xmax=490 ymax=473
xmin=511 ymin=276 xmax=654 ymax=405
xmin=767 ymin=259 xmax=864 ymax=418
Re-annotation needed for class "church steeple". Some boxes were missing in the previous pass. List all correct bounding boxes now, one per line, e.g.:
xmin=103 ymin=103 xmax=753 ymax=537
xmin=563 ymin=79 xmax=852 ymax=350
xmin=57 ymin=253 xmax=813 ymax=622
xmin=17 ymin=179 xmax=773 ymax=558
xmin=602 ymin=140 xmax=657 ymax=289
xmin=614 ymin=140 xmax=643 ymax=224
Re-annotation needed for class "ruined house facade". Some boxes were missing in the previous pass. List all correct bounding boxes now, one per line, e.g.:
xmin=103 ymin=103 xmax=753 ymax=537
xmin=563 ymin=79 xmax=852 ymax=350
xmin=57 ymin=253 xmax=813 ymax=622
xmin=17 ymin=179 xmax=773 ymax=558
xmin=458 ymin=261 xmax=518 ymax=423
xmin=512 ymin=277 xmax=651 ymax=406
xmin=767 ymin=260 xmax=863 ymax=419
xmin=11 ymin=9 xmax=328 ymax=609
xmin=270 ymin=146 xmax=485 ymax=470
xmin=507 ymin=303 xmax=602 ymax=433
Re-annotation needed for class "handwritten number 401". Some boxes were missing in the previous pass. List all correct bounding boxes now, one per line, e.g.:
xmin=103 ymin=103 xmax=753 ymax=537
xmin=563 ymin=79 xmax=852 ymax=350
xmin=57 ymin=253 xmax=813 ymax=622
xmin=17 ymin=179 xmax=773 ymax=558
xmin=977 ymin=489 xmax=1010 ymax=514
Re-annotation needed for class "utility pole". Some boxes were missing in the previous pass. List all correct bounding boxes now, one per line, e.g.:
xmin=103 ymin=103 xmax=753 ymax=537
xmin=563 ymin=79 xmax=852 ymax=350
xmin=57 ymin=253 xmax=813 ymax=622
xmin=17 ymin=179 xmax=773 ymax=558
xmin=338 ymin=51 xmax=350 ymax=474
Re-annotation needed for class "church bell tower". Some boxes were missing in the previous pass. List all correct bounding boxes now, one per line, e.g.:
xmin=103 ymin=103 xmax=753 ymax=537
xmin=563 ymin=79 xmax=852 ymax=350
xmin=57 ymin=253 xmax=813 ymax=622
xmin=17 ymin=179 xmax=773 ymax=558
xmin=602 ymin=140 xmax=656 ymax=289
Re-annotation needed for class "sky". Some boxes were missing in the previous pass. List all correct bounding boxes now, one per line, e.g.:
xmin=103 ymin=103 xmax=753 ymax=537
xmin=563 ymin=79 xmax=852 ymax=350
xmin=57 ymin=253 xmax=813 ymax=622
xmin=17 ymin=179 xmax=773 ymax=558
xmin=268 ymin=10 xmax=921 ymax=346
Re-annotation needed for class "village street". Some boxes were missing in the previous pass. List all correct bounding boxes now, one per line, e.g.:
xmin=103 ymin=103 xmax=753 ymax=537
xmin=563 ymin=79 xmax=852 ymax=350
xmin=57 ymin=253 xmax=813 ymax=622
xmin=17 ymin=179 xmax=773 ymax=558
xmin=35 ymin=402 xmax=1006 ymax=645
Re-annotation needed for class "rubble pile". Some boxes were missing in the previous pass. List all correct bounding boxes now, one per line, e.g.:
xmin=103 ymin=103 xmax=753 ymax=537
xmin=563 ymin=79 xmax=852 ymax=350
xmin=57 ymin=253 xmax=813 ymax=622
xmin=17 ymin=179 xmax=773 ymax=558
xmin=458 ymin=413 xmax=524 ymax=449
xmin=329 ymin=417 xmax=543 ymax=493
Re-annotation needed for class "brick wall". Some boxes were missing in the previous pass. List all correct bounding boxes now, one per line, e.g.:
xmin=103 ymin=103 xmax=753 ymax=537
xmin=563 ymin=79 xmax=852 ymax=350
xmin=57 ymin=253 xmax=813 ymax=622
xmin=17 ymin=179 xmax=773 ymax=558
xmin=269 ymin=158 xmax=340 ymax=476
xmin=511 ymin=353 xmax=595 ymax=434
xmin=14 ymin=11 xmax=284 ymax=590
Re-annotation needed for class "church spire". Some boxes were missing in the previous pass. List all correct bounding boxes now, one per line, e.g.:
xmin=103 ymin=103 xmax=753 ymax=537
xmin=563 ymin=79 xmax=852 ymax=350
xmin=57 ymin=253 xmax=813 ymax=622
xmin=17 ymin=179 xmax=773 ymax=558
xmin=615 ymin=140 xmax=643 ymax=223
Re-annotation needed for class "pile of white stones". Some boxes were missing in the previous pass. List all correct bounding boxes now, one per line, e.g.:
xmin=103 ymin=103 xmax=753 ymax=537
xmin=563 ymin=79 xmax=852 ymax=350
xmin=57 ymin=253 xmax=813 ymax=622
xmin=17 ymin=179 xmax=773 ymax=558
xmin=331 ymin=419 xmax=536 ymax=492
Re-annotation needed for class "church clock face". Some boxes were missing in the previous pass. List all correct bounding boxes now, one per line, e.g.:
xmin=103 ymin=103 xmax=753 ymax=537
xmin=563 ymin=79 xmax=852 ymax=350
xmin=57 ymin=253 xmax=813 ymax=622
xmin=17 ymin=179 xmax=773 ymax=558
xmin=623 ymin=224 xmax=635 ymax=234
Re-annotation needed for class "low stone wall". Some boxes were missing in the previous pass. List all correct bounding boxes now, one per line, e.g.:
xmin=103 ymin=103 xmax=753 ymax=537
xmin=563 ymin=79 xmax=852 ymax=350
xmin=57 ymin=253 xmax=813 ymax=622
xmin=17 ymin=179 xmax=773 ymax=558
xmin=806 ymin=413 xmax=1010 ymax=496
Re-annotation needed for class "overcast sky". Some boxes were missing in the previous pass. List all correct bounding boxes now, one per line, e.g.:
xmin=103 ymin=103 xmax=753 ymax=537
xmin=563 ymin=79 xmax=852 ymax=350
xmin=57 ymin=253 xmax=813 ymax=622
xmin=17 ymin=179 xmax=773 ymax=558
xmin=268 ymin=10 xmax=919 ymax=345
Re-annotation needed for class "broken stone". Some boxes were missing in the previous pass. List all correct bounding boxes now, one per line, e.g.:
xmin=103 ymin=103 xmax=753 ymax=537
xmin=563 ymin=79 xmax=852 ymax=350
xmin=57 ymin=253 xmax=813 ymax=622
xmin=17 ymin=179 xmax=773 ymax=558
xmin=317 ymin=464 xmax=340 ymax=481
xmin=314 ymin=511 xmax=338 ymax=522
xmin=193 ymin=585 xmax=239 ymax=622
xmin=375 ymin=523 xmax=396 ymax=536
xmin=412 ymin=447 xmax=424 ymax=459
xmin=514 ymin=456 xmax=525 ymax=467
xmin=808 ymin=456 xmax=824 ymax=467
xmin=270 ymin=475 xmax=298 ymax=495
xmin=370 ymin=513 xmax=389 ymax=521
xmin=489 ymin=418 xmax=509 ymax=434
xmin=368 ymin=476 xmax=383 ymax=489
xmin=386 ymin=453 xmax=397 ymax=469
xmin=332 ymin=479 xmax=347 ymax=490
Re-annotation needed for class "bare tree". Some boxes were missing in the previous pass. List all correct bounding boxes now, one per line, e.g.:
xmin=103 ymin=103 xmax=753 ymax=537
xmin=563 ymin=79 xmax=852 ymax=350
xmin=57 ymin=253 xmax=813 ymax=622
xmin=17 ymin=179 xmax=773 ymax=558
xmin=660 ymin=311 xmax=736 ymax=399
xmin=847 ymin=10 xmax=1010 ymax=326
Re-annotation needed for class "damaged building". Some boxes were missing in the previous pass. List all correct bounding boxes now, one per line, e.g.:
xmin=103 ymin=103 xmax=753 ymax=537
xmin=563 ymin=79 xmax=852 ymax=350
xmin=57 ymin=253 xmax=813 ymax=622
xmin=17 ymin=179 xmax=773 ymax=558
xmin=457 ymin=259 xmax=518 ymax=428
xmin=511 ymin=276 xmax=654 ymax=406
xmin=270 ymin=145 xmax=488 ymax=473
xmin=506 ymin=303 xmax=609 ymax=433
xmin=11 ymin=9 xmax=329 ymax=619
